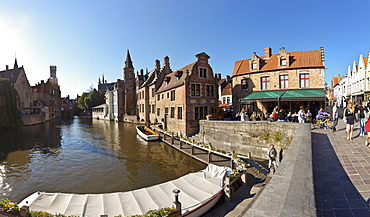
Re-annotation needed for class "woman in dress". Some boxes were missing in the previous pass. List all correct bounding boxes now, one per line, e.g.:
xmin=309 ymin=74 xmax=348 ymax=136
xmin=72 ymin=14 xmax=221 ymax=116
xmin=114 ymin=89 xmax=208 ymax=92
xmin=298 ymin=106 xmax=305 ymax=123
xmin=344 ymin=102 xmax=355 ymax=141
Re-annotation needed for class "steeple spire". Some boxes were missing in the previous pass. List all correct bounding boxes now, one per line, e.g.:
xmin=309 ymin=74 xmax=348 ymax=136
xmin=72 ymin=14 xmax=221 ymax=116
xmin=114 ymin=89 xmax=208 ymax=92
xmin=14 ymin=55 xmax=18 ymax=69
xmin=125 ymin=49 xmax=134 ymax=68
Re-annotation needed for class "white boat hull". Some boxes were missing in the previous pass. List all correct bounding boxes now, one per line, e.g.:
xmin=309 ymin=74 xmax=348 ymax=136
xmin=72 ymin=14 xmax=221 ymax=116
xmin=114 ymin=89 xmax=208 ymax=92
xmin=136 ymin=125 xmax=159 ymax=141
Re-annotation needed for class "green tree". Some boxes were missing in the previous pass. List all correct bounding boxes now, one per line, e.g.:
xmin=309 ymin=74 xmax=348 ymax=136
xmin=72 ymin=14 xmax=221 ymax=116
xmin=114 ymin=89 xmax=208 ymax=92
xmin=77 ymin=89 xmax=104 ymax=110
xmin=0 ymin=78 xmax=23 ymax=127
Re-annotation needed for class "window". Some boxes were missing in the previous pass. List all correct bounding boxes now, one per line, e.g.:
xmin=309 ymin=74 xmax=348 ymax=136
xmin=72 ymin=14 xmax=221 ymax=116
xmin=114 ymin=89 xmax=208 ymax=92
xmin=157 ymin=95 xmax=160 ymax=101
xmin=178 ymin=107 xmax=183 ymax=120
xmin=300 ymin=73 xmax=309 ymax=88
xmin=252 ymin=61 xmax=257 ymax=70
xmin=148 ymin=104 xmax=151 ymax=113
xmin=279 ymin=74 xmax=289 ymax=89
xmin=205 ymin=85 xmax=215 ymax=97
xmin=171 ymin=90 xmax=175 ymax=101
xmin=199 ymin=68 xmax=207 ymax=78
xmin=152 ymin=88 xmax=155 ymax=97
xmin=241 ymin=78 xmax=248 ymax=91
xmin=261 ymin=76 xmax=270 ymax=90
xmin=157 ymin=108 xmax=160 ymax=116
xmin=191 ymin=83 xmax=201 ymax=96
xmin=152 ymin=105 xmax=155 ymax=113
xmin=195 ymin=106 xmax=208 ymax=120
xmin=165 ymin=107 xmax=169 ymax=114
xmin=170 ymin=107 xmax=175 ymax=118
xmin=162 ymin=94 xmax=164 ymax=99
xmin=280 ymin=57 xmax=287 ymax=66
xmin=167 ymin=92 xmax=170 ymax=98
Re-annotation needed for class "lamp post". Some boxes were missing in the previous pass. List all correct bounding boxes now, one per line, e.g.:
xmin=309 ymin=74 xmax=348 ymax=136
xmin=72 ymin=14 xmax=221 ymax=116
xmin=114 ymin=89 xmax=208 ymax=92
xmin=173 ymin=189 xmax=181 ymax=213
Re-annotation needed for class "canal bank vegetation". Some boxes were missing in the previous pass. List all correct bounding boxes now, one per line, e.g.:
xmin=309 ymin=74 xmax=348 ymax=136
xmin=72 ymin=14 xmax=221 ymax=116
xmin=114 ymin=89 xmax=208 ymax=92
xmin=0 ymin=199 xmax=178 ymax=217
xmin=0 ymin=78 xmax=24 ymax=127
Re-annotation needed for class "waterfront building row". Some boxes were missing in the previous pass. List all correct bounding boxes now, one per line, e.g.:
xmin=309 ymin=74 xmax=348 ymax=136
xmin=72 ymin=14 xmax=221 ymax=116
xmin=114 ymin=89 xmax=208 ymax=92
xmin=0 ymin=59 xmax=73 ymax=125
xmin=331 ymin=53 xmax=370 ymax=108
xmin=93 ymin=46 xmax=326 ymax=136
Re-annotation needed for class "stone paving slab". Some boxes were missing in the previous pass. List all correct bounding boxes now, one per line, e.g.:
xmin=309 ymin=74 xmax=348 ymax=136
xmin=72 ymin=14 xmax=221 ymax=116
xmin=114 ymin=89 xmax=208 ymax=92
xmin=312 ymin=119 xmax=370 ymax=216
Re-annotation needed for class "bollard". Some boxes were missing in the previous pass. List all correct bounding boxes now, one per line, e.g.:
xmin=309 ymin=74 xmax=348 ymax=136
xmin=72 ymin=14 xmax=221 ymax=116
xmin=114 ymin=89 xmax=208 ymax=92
xmin=173 ymin=189 xmax=182 ymax=214
xmin=191 ymin=145 xmax=194 ymax=155
xmin=230 ymin=159 xmax=234 ymax=170
xmin=179 ymin=141 xmax=183 ymax=149
xmin=224 ymin=176 xmax=231 ymax=201
xmin=208 ymin=151 xmax=212 ymax=163
xmin=164 ymin=133 xmax=166 ymax=140
xmin=20 ymin=206 xmax=29 ymax=217
xmin=171 ymin=135 xmax=174 ymax=145
xmin=248 ymin=152 xmax=252 ymax=159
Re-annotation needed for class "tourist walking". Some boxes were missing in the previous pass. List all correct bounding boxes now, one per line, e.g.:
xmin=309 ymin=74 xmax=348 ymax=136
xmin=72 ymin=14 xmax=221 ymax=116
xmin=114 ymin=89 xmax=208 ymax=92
xmin=357 ymin=101 xmax=367 ymax=136
xmin=329 ymin=102 xmax=339 ymax=132
xmin=267 ymin=144 xmax=278 ymax=170
xmin=298 ymin=106 xmax=305 ymax=123
xmin=344 ymin=102 xmax=355 ymax=141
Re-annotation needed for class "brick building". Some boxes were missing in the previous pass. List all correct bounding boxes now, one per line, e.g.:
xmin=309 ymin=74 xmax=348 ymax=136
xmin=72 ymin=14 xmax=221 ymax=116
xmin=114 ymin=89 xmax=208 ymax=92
xmin=232 ymin=47 xmax=326 ymax=116
xmin=0 ymin=59 xmax=33 ymax=111
xmin=32 ymin=66 xmax=61 ymax=120
xmin=137 ymin=52 xmax=218 ymax=136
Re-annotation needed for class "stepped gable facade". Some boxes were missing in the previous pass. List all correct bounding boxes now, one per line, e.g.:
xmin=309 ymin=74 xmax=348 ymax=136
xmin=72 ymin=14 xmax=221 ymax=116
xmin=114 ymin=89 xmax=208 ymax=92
xmin=232 ymin=47 xmax=325 ymax=115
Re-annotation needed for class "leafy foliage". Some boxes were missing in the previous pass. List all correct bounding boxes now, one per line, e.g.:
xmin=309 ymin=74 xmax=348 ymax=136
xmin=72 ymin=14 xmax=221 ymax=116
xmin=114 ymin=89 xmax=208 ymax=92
xmin=77 ymin=89 xmax=104 ymax=110
xmin=0 ymin=200 xmax=20 ymax=215
xmin=116 ymin=207 xmax=178 ymax=217
xmin=0 ymin=78 xmax=23 ymax=127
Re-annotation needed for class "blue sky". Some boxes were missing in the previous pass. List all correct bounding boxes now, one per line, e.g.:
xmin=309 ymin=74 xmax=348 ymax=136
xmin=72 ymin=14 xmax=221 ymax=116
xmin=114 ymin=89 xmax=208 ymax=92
xmin=1 ymin=0 xmax=370 ymax=98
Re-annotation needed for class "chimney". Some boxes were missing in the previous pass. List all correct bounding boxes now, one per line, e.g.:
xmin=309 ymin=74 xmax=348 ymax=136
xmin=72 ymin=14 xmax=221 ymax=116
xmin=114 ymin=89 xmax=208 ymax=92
xmin=338 ymin=73 xmax=340 ymax=78
xmin=320 ymin=47 xmax=325 ymax=65
xmin=163 ymin=56 xmax=171 ymax=73
xmin=5 ymin=65 xmax=8 ymax=71
xmin=264 ymin=47 xmax=272 ymax=58
xmin=226 ymin=75 xmax=231 ymax=82
xmin=155 ymin=59 xmax=160 ymax=71
xmin=140 ymin=69 xmax=144 ymax=76
xmin=41 ymin=80 xmax=44 ymax=84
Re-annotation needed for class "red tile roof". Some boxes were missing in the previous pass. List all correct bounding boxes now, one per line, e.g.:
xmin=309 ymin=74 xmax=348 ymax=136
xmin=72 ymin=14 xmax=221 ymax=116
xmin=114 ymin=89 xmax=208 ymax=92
xmin=221 ymin=83 xmax=232 ymax=95
xmin=232 ymin=49 xmax=324 ymax=76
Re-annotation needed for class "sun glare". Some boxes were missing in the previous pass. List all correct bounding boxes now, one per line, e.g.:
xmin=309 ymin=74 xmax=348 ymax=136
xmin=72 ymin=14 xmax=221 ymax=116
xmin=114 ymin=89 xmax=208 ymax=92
xmin=0 ymin=22 xmax=22 ymax=65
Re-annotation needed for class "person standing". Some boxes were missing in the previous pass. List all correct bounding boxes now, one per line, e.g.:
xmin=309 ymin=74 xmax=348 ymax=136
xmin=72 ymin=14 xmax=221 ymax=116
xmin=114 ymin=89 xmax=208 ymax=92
xmin=329 ymin=102 xmax=339 ymax=132
xmin=298 ymin=106 xmax=305 ymax=123
xmin=344 ymin=102 xmax=355 ymax=141
xmin=267 ymin=144 xmax=278 ymax=171
xmin=364 ymin=109 xmax=370 ymax=146
xmin=357 ymin=101 xmax=367 ymax=136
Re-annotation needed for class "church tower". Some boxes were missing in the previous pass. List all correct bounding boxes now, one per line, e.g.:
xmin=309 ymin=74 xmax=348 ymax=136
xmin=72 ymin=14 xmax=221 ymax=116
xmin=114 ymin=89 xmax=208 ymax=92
xmin=49 ymin=65 xmax=58 ymax=84
xmin=123 ymin=49 xmax=136 ymax=115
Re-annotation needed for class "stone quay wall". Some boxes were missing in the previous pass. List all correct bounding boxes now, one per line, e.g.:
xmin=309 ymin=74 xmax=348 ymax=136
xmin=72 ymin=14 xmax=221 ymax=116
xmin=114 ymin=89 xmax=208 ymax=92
xmin=198 ymin=120 xmax=315 ymax=216
xmin=198 ymin=120 xmax=298 ymax=159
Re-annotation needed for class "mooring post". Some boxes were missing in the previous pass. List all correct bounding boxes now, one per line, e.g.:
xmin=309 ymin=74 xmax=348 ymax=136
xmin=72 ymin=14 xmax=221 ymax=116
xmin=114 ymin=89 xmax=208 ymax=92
xmin=179 ymin=140 xmax=183 ymax=149
xmin=173 ymin=189 xmax=182 ymax=214
xmin=20 ymin=206 xmax=29 ymax=217
xmin=230 ymin=159 xmax=234 ymax=170
xmin=208 ymin=151 xmax=212 ymax=163
xmin=171 ymin=135 xmax=174 ymax=145
xmin=224 ymin=176 xmax=231 ymax=201
xmin=191 ymin=144 xmax=194 ymax=155
xmin=163 ymin=133 xmax=166 ymax=140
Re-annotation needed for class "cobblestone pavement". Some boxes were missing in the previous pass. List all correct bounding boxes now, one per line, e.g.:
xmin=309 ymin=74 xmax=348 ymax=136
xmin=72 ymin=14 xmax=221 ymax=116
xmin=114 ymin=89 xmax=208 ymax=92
xmin=312 ymin=119 xmax=370 ymax=216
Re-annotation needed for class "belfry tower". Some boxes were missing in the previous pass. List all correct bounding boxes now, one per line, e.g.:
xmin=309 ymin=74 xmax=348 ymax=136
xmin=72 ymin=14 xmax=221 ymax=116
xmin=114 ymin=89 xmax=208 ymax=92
xmin=123 ymin=49 xmax=136 ymax=115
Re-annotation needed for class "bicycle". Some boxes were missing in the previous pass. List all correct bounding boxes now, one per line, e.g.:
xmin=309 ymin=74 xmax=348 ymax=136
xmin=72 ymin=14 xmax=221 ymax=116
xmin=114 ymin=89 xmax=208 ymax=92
xmin=315 ymin=115 xmax=332 ymax=129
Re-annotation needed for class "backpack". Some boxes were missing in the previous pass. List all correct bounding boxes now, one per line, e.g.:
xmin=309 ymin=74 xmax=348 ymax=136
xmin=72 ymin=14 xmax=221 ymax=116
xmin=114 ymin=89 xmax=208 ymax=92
xmin=269 ymin=148 xmax=276 ymax=158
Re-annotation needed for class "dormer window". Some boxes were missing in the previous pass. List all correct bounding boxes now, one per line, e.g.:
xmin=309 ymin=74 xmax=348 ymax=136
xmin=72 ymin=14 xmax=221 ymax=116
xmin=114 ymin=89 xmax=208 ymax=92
xmin=164 ymin=76 xmax=171 ymax=85
xmin=252 ymin=61 xmax=257 ymax=70
xmin=280 ymin=57 xmax=287 ymax=66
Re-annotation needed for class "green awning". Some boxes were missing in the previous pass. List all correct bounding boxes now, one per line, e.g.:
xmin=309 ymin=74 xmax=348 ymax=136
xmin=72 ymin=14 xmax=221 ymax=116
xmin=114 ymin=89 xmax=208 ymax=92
xmin=242 ymin=91 xmax=285 ymax=102
xmin=241 ymin=89 xmax=325 ymax=103
xmin=281 ymin=89 xmax=325 ymax=101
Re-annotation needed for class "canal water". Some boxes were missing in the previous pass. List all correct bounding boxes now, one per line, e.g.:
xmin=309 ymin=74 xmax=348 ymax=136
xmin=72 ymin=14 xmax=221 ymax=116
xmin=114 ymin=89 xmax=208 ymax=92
xmin=0 ymin=117 xmax=205 ymax=203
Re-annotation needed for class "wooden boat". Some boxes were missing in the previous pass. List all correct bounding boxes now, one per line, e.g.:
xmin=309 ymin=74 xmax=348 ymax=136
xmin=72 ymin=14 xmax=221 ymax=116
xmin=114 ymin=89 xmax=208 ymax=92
xmin=19 ymin=164 xmax=227 ymax=217
xmin=136 ymin=125 xmax=159 ymax=141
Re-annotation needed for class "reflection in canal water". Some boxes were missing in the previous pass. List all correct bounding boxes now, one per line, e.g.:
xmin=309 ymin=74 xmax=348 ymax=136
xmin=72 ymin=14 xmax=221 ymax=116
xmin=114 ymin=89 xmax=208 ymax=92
xmin=0 ymin=117 xmax=205 ymax=202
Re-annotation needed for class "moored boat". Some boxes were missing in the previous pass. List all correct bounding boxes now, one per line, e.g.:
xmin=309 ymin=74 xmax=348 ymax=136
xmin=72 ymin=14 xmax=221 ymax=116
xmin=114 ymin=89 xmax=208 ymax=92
xmin=136 ymin=125 xmax=160 ymax=141
xmin=19 ymin=164 xmax=227 ymax=217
